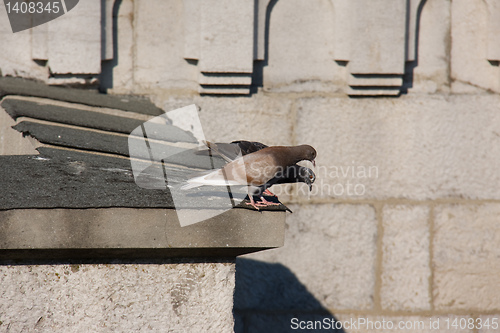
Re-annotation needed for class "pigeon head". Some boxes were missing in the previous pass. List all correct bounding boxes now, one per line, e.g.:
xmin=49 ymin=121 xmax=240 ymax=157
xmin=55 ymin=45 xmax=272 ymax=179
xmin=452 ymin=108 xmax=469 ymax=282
xmin=295 ymin=145 xmax=317 ymax=166
xmin=299 ymin=167 xmax=316 ymax=191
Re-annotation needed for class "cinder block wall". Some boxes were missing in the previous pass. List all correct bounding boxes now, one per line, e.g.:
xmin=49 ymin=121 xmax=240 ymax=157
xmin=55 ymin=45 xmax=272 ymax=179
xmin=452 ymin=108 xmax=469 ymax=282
xmin=2 ymin=0 xmax=500 ymax=332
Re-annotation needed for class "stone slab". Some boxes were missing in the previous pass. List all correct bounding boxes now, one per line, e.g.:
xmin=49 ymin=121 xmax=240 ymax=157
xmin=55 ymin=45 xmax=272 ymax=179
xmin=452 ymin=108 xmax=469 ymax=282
xmin=346 ymin=87 xmax=401 ymax=96
xmin=0 ymin=207 xmax=285 ymax=260
xmin=0 ymin=77 xmax=164 ymax=116
xmin=0 ymin=147 xmax=288 ymax=212
xmin=13 ymin=121 xmax=131 ymax=156
xmin=2 ymin=98 xmax=144 ymax=135
xmin=1 ymin=97 xmax=194 ymax=141
xmin=199 ymin=86 xmax=251 ymax=95
xmin=198 ymin=73 xmax=252 ymax=86
xmin=348 ymin=75 xmax=403 ymax=87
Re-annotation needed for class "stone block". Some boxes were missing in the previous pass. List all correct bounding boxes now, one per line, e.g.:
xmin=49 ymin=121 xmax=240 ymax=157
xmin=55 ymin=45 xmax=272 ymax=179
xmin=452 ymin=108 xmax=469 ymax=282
xmin=102 ymin=0 xmax=114 ymax=61
xmin=31 ymin=23 xmax=48 ymax=61
xmin=0 ymin=261 xmax=235 ymax=332
xmin=295 ymin=95 xmax=500 ymax=200
xmin=411 ymin=0 xmax=451 ymax=94
xmin=333 ymin=0 xmax=422 ymax=95
xmin=381 ymin=205 xmax=431 ymax=311
xmin=245 ymin=204 xmax=378 ymax=310
xmin=110 ymin=0 xmax=135 ymax=93
xmin=263 ymin=0 xmax=341 ymax=93
xmin=133 ymin=0 xmax=198 ymax=92
xmin=0 ymin=3 xmax=47 ymax=80
xmin=485 ymin=0 xmax=500 ymax=61
xmin=47 ymin=0 xmax=101 ymax=74
xmin=433 ymin=204 xmax=500 ymax=311
xmin=183 ymin=0 xmax=201 ymax=60
xmin=0 ymin=208 xmax=285 ymax=258
xmin=183 ymin=0 xmax=258 ymax=93
xmin=199 ymin=0 xmax=254 ymax=74
xmin=451 ymin=0 xmax=500 ymax=93
xmin=348 ymin=0 xmax=407 ymax=75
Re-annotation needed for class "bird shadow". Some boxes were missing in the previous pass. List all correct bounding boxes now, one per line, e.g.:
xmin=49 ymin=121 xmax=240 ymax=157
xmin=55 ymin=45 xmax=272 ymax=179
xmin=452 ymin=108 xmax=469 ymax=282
xmin=234 ymin=258 xmax=345 ymax=333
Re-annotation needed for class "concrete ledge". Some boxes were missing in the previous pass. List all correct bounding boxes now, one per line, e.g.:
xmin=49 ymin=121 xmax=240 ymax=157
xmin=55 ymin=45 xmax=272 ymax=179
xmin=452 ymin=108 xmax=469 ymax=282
xmin=0 ymin=79 xmax=288 ymax=265
xmin=0 ymin=208 xmax=285 ymax=261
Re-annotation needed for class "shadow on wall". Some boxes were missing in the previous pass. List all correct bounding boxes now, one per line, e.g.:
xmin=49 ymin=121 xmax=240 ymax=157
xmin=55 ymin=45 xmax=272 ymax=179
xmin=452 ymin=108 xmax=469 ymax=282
xmin=100 ymin=0 xmax=122 ymax=93
xmin=234 ymin=258 xmax=345 ymax=333
xmin=402 ymin=0 xmax=428 ymax=93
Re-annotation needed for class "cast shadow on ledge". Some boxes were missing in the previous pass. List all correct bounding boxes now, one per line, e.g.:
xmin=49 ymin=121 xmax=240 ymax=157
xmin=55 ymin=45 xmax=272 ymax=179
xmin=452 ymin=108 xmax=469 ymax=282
xmin=234 ymin=258 xmax=345 ymax=333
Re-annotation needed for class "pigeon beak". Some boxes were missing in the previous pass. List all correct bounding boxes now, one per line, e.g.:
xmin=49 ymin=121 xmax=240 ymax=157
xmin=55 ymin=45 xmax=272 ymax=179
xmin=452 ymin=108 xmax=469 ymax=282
xmin=308 ymin=183 xmax=313 ymax=191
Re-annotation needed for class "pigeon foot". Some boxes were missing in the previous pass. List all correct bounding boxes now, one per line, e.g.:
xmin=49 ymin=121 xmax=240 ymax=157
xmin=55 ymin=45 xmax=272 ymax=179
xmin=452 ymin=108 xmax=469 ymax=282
xmin=256 ymin=196 xmax=281 ymax=206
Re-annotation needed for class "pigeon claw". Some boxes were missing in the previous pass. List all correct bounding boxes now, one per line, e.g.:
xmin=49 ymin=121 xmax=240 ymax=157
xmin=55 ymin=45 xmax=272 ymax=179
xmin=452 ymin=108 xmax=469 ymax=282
xmin=262 ymin=189 xmax=277 ymax=197
xmin=245 ymin=196 xmax=264 ymax=211
xmin=256 ymin=196 xmax=281 ymax=206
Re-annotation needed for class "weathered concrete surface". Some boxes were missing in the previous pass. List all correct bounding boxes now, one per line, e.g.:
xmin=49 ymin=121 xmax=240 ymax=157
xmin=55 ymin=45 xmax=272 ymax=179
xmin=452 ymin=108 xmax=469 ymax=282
xmin=381 ymin=205 xmax=431 ymax=311
xmin=0 ymin=261 xmax=235 ymax=332
xmin=433 ymin=204 xmax=500 ymax=311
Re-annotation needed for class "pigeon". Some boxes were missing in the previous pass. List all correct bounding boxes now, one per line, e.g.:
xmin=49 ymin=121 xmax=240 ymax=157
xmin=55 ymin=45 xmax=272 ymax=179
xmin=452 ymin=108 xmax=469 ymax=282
xmin=200 ymin=140 xmax=316 ymax=197
xmin=198 ymin=140 xmax=269 ymax=160
xmin=184 ymin=142 xmax=317 ymax=210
